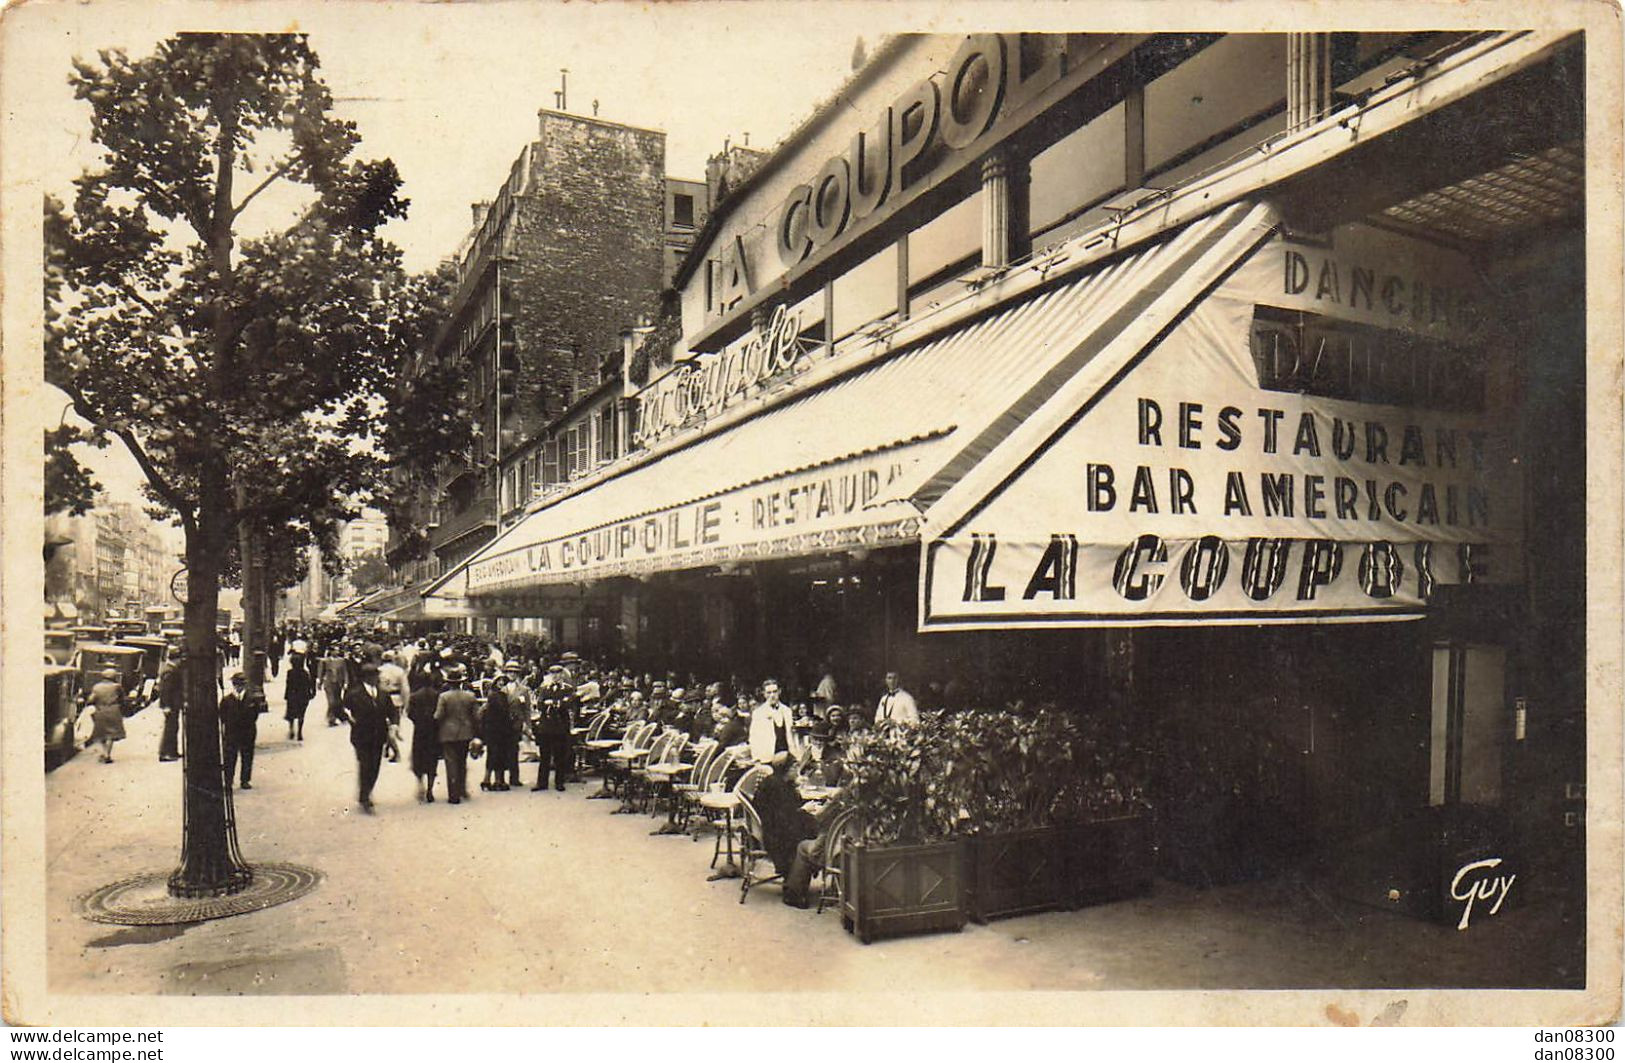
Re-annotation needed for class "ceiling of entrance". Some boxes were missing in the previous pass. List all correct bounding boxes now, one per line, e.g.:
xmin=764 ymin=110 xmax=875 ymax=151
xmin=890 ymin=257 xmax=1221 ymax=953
xmin=1374 ymin=140 xmax=1583 ymax=248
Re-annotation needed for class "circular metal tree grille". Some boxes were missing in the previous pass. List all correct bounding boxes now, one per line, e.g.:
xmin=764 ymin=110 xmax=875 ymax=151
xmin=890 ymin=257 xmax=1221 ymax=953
xmin=76 ymin=863 xmax=323 ymax=926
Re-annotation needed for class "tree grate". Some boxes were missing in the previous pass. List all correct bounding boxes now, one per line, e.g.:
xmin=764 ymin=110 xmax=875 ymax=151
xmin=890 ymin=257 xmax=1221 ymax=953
xmin=76 ymin=863 xmax=322 ymax=926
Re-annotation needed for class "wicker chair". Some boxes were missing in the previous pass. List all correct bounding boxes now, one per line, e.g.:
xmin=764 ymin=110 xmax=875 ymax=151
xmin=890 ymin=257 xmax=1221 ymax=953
xmin=647 ymin=739 xmax=715 ymax=833
xmin=629 ymin=731 xmax=689 ymax=813
xmin=736 ymin=789 xmax=784 ymax=904
xmin=682 ymin=748 xmax=736 ymax=837
xmin=816 ymin=807 xmax=861 ymax=914
xmin=600 ymin=721 xmax=655 ymax=800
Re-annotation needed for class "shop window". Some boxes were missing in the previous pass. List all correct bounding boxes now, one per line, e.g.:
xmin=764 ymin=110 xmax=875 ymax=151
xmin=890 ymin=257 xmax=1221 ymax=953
xmin=908 ymin=190 xmax=980 ymax=286
xmin=1028 ymin=102 xmax=1127 ymax=237
xmin=1144 ymin=34 xmax=1287 ymax=176
xmin=829 ymin=243 xmax=899 ymax=345
xmin=1430 ymin=644 xmax=1506 ymax=806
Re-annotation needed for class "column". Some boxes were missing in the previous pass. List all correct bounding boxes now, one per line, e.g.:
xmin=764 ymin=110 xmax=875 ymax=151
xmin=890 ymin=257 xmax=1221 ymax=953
xmin=1287 ymin=33 xmax=1334 ymax=131
xmin=981 ymin=147 xmax=1012 ymax=269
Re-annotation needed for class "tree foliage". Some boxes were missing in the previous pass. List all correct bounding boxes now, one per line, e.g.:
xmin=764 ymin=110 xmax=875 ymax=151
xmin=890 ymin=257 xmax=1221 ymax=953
xmin=43 ymin=425 xmax=103 ymax=516
xmin=43 ymin=32 xmax=455 ymax=895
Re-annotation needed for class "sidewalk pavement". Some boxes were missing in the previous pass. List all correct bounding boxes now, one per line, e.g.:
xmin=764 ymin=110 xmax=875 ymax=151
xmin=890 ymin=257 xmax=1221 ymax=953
xmin=43 ymin=668 xmax=1581 ymax=998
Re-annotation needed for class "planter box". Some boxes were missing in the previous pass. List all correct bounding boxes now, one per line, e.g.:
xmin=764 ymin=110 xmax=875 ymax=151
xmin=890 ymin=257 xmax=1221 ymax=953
xmin=1059 ymin=814 xmax=1154 ymax=909
xmin=841 ymin=840 xmax=965 ymax=944
xmin=963 ymin=826 xmax=1067 ymax=923
xmin=963 ymin=816 xmax=1153 ymax=923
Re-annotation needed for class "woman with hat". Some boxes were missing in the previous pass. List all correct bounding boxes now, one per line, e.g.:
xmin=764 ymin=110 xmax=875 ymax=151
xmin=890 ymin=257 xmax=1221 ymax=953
xmin=84 ymin=667 xmax=127 ymax=764
xmin=434 ymin=663 xmax=478 ymax=804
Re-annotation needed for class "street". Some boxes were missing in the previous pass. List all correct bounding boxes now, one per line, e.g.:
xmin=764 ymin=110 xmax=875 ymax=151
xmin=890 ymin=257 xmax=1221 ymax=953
xmin=42 ymin=669 xmax=1579 ymax=1000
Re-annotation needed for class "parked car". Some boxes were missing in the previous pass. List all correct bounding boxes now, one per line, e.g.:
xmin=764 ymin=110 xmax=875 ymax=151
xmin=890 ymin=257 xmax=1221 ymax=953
xmin=116 ymin=635 xmax=170 ymax=702
xmin=45 ymin=629 xmax=76 ymax=666
xmin=108 ymin=617 xmax=148 ymax=640
xmin=45 ymin=665 xmax=81 ymax=769
xmin=71 ymin=624 xmax=110 ymax=645
xmin=71 ymin=644 xmax=148 ymax=714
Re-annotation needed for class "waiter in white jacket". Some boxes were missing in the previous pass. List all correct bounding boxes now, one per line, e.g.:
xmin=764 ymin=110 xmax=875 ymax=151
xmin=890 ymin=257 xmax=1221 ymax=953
xmin=748 ymin=679 xmax=804 ymax=766
xmin=875 ymin=671 xmax=920 ymax=728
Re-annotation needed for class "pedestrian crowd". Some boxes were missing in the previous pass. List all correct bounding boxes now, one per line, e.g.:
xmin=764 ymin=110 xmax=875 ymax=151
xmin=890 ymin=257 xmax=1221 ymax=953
xmin=97 ymin=620 xmax=935 ymax=912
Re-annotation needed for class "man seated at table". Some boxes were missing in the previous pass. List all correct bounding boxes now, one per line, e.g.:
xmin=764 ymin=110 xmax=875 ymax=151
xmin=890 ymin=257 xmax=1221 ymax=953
xmin=781 ymin=785 xmax=851 ymax=909
xmin=713 ymin=697 xmax=749 ymax=750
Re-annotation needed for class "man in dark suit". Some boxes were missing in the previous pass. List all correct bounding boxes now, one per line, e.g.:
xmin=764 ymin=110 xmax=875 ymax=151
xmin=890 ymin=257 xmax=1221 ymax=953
xmin=156 ymin=648 xmax=184 ymax=762
xmin=220 ymin=672 xmax=264 ymax=790
xmin=343 ymin=660 xmax=399 ymax=813
xmin=531 ymin=690 xmax=574 ymax=792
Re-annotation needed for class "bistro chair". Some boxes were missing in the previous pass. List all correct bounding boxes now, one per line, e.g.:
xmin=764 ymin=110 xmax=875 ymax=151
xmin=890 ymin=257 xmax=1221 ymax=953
xmin=736 ymin=789 xmax=784 ymax=904
xmin=700 ymin=763 xmax=766 ymax=880
xmin=816 ymin=807 xmax=862 ymax=915
xmin=601 ymin=721 xmax=655 ymax=799
xmin=630 ymin=731 xmax=689 ymax=813
xmin=682 ymin=748 xmax=736 ymax=837
xmin=572 ymin=708 xmax=611 ymax=774
xmin=648 ymin=738 xmax=715 ymax=833
xmin=582 ymin=711 xmax=627 ymax=777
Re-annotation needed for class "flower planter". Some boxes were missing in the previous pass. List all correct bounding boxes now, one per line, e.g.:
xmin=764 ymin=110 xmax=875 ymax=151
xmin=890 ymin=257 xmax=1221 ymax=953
xmin=962 ymin=827 xmax=1068 ymax=923
xmin=962 ymin=815 xmax=1153 ymax=923
xmin=841 ymin=839 xmax=966 ymax=944
xmin=1058 ymin=814 xmax=1154 ymax=909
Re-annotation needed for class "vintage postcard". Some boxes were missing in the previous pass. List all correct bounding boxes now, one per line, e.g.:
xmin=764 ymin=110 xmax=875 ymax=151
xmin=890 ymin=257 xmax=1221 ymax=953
xmin=1 ymin=0 xmax=1619 ymax=1030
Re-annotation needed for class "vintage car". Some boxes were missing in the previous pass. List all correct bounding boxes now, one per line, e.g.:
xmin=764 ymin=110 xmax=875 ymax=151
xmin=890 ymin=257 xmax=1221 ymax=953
xmin=45 ymin=665 xmax=81 ymax=769
xmin=107 ymin=617 xmax=149 ymax=640
xmin=71 ymin=644 xmax=148 ymax=713
xmin=45 ymin=629 xmax=76 ymax=666
xmin=71 ymin=624 xmax=110 ymax=645
xmin=116 ymin=635 xmax=170 ymax=701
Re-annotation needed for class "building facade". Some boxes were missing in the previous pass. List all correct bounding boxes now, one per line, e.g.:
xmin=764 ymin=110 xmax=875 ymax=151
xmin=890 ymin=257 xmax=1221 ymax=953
xmin=427 ymin=30 xmax=1587 ymax=964
xmin=45 ymin=494 xmax=180 ymax=622
xmin=384 ymin=108 xmax=704 ymax=626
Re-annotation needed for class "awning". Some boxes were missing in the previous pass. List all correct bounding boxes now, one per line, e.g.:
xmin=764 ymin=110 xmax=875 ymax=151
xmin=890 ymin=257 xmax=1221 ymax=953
xmin=918 ymin=206 xmax=1525 ymax=629
xmin=449 ymin=202 xmax=1277 ymax=599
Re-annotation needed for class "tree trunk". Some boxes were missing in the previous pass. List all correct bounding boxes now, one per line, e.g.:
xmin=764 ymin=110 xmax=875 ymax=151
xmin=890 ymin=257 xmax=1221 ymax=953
xmin=168 ymin=471 xmax=252 ymax=897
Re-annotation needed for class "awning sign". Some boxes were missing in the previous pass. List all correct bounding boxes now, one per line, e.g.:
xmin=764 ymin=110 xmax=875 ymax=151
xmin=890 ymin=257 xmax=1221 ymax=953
xmin=922 ymin=223 xmax=1522 ymax=628
xmin=467 ymin=446 xmax=928 ymax=594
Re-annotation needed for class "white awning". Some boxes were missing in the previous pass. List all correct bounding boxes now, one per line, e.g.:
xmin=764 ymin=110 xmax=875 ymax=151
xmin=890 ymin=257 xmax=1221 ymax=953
xmin=918 ymin=206 xmax=1525 ymax=629
xmin=443 ymin=203 xmax=1276 ymax=599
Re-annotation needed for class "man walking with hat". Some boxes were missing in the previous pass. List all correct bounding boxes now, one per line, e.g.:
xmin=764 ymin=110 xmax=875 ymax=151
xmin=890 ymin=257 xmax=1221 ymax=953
xmin=156 ymin=647 xmax=184 ymax=762
xmin=220 ymin=670 xmax=263 ymax=790
xmin=434 ymin=663 xmax=478 ymax=805
xmin=343 ymin=660 xmax=400 ymax=813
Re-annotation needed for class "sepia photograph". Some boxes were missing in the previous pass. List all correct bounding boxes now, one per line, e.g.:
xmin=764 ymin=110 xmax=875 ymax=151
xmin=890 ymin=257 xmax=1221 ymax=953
xmin=1 ymin=0 xmax=1619 ymax=1031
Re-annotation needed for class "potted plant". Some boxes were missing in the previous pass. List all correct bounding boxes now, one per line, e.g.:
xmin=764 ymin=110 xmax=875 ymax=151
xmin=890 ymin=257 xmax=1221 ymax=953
xmin=957 ymin=706 xmax=1152 ymax=922
xmin=833 ymin=725 xmax=967 ymax=944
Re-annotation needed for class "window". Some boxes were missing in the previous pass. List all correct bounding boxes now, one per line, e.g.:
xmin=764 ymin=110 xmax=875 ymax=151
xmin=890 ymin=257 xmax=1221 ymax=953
xmin=1144 ymin=35 xmax=1287 ymax=177
xmin=1028 ymin=102 xmax=1126 ymax=236
xmin=542 ymin=439 xmax=560 ymax=486
xmin=908 ymin=190 xmax=980 ymax=285
xmin=673 ymin=193 xmax=696 ymax=228
xmin=830 ymin=244 xmax=899 ymax=344
xmin=599 ymin=404 xmax=618 ymax=462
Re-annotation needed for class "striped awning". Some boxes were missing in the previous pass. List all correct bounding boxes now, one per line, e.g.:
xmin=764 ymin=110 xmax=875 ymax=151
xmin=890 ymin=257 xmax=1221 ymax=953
xmin=440 ymin=203 xmax=1272 ymax=598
